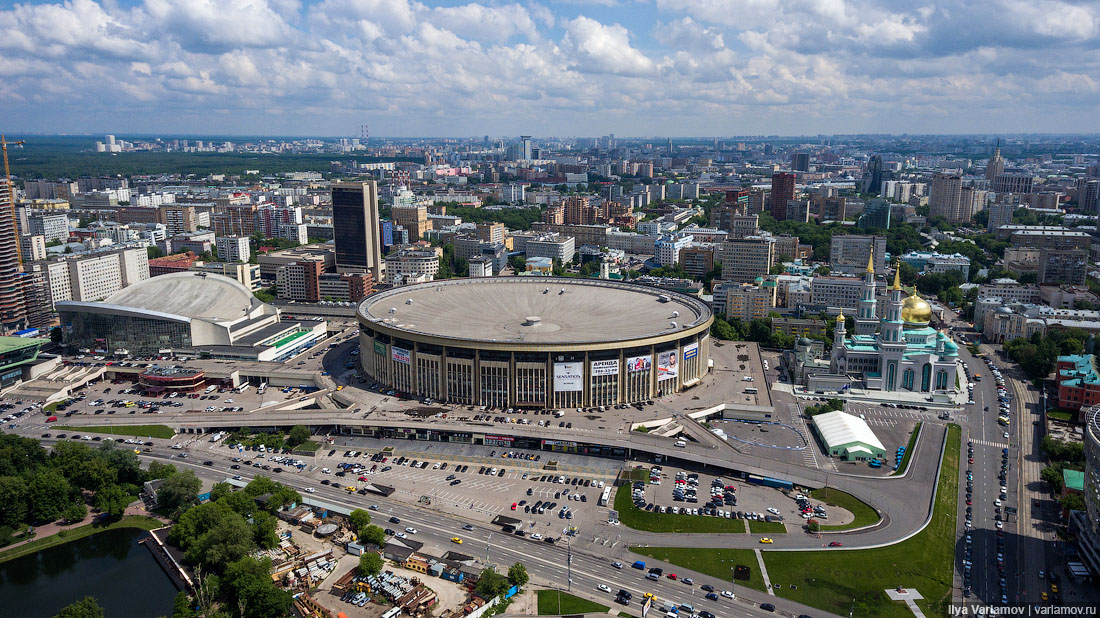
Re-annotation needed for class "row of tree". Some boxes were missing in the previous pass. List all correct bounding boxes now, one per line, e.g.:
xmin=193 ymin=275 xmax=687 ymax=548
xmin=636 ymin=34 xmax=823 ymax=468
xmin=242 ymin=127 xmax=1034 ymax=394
xmin=1003 ymin=329 xmax=1087 ymax=381
xmin=710 ymin=315 xmax=796 ymax=350
xmin=0 ymin=435 xmax=153 ymax=545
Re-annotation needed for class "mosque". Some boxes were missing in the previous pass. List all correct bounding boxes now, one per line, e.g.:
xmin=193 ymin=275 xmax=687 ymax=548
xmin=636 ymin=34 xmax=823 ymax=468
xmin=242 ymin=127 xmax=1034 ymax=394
xmin=788 ymin=254 xmax=961 ymax=394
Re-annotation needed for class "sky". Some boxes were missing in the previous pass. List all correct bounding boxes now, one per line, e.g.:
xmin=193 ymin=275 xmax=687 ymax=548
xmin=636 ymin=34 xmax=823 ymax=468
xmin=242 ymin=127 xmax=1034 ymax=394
xmin=0 ymin=0 xmax=1098 ymax=137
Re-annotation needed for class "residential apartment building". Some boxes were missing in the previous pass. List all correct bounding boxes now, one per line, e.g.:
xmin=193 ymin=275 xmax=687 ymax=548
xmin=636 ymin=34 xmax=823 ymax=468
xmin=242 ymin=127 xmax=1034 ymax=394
xmin=20 ymin=235 xmax=47 ymax=262
xmin=654 ymin=234 xmax=692 ymax=267
xmin=189 ymin=261 xmax=262 ymax=292
xmin=384 ymin=248 xmax=440 ymax=284
xmin=257 ymin=245 xmax=334 ymax=279
xmin=318 ymin=272 xmax=373 ymax=302
xmin=27 ymin=213 xmax=69 ymax=243
xmin=1038 ymin=249 xmax=1088 ymax=285
xmin=276 ymin=260 xmax=323 ymax=302
xmin=987 ymin=201 xmax=1015 ymax=233
xmin=811 ymin=275 xmax=875 ymax=313
xmin=898 ymin=251 xmax=971 ymax=281
xmin=215 ymin=236 xmax=251 ymax=263
xmin=720 ymin=236 xmax=775 ymax=283
xmin=770 ymin=173 xmax=796 ymax=220
xmin=679 ymin=244 xmax=716 ymax=278
xmin=712 ymin=280 xmax=777 ymax=321
xmin=33 ymin=247 xmax=149 ymax=310
xmin=829 ymin=235 xmax=886 ymax=275
xmin=993 ymin=174 xmax=1035 ymax=194
xmin=529 ymin=222 xmax=611 ymax=248
xmin=526 ymin=234 xmax=576 ymax=263
xmin=772 ymin=317 xmax=827 ymax=338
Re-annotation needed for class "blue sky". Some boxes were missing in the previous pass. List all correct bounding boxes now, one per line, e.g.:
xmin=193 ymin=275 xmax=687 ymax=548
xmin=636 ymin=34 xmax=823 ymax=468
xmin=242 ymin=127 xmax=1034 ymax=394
xmin=0 ymin=0 xmax=1097 ymax=137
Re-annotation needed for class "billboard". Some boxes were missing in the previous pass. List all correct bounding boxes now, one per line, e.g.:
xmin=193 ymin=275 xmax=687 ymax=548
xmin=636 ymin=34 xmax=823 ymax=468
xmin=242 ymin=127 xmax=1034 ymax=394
xmin=626 ymin=355 xmax=652 ymax=373
xmin=590 ymin=359 xmax=619 ymax=377
xmin=373 ymin=340 xmax=386 ymax=354
xmin=683 ymin=342 xmax=699 ymax=360
xmin=657 ymin=350 xmax=678 ymax=381
xmin=391 ymin=346 xmax=411 ymax=364
xmin=641 ymin=596 xmax=653 ymax=618
xmin=554 ymin=362 xmax=583 ymax=391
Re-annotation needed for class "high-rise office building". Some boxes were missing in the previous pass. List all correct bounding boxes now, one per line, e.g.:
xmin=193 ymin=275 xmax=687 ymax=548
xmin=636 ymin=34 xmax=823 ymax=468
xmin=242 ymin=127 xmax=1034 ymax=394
xmin=864 ymin=155 xmax=884 ymax=194
xmin=0 ymin=164 xmax=26 ymax=332
xmin=720 ymin=236 xmax=775 ymax=283
xmin=792 ymin=152 xmax=810 ymax=172
xmin=929 ymin=173 xmax=964 ymax=222
xmin=770 ymin=172 xmax=796 ymax=220
xmin=993 ymin=174 xmax=1035 ymax=195
xmin=332 ymin=181 xmax=382 ymax=282
xmin=986 ymin=142 xmax=1005 ymax=181
xmin=1080 ymin=180 xmax=1100 ymax=215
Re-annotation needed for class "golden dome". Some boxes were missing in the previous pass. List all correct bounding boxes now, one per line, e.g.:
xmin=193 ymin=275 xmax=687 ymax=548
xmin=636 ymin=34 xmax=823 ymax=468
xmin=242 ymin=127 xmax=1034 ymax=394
xmin=901 ymin=292 xmax=932 ymax=325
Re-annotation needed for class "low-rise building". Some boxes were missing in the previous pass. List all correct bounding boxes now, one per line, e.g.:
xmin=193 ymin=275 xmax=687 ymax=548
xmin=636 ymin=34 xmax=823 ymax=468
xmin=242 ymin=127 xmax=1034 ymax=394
xmin=385 ymin=248 xmax=439 ymax=284
xmin=1056 ymin=354 xmax=1100 ymax=414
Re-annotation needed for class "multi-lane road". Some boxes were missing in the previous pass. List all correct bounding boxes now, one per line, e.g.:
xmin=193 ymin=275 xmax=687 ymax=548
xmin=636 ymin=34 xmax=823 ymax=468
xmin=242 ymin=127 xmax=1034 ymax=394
xmin=122 ymin=440 xmax=839 ymax=618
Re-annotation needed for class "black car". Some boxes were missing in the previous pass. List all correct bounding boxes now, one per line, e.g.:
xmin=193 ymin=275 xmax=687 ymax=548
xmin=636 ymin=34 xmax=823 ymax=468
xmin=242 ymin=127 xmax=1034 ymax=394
xmin=389 ymin=516 xmax=401 ymax=524
xmin=701 ymin=584 xmax=715 ymax=592
xmin=760 ymin=603 xmax=776 ymax=612
xmin=231 ymin=464 xmax=241 ymax=469
xmin=384 ymin=528 xmax=395 ymax=536
xmin=203 ymin=460 xmax=214 ymax=466
xmin=700 ymin=612 xmax=715 ymax=618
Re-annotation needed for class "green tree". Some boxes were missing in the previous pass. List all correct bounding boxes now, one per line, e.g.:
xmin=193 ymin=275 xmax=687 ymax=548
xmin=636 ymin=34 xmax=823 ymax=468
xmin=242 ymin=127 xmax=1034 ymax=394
xmin=251 ymin=511 xmax=281 ymax=550
xmin=0 ymin=476 xmax=29 ymax=527
xmin=62 ymin=501 xmax=87 ymax=524
xmin=94 ymin=484 xmax=131 ymax=520
xmin=171 ymin=591 xmax=196 ymax=618
xmin=475 ymin=567 xmax=511 ymax=598
xmin=28 ymin=469 xmax=72 ymax=524
xmin=1060 ymin=493 xmax=1085 ymax=512
xmin=286 ymin=425 xmax=310 ymax=448
xmin=507 ymin=562 xmax=529 ymax=587
xmin=53 ymin=596 xmax=104 ymax=618
xmin=157 ymin=469 xmax=202 ymax=518
xmin=222 ymin=556 xmax=293 ymax=618
xmin=358 ymin=552 xmax=384 ymax=577
xmin=348 ymin=508 xmax=372 ymax=536
xmin=147 ymin=246 xmax=165 ymax=260
xmin=146 ymin=461 xmax=178 ymax=481
xmin=361 ymin=524 xmax=386 ymax=548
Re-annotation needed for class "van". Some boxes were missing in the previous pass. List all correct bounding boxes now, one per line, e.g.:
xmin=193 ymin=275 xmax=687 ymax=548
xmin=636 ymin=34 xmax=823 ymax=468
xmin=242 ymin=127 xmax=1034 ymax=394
xmin=674 ymin=440 xmax=687 ymax=448
xmin=632 ymin=561 xmax=646 ymax=569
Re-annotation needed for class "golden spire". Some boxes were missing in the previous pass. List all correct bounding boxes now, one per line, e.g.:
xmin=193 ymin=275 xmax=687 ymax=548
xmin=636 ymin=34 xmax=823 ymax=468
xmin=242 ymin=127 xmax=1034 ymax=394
xmin=865 ymin=251 xmax=874 ymax=274
xmin=892 ymin=259 xmax=902 ymax=290
xmin=836 ymin=310 xmax=846 ymax=322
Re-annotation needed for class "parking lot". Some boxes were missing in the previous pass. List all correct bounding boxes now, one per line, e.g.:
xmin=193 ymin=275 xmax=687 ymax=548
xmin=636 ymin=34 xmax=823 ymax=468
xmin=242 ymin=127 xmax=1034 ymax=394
xmin=627 ymin=464 xmax=855 ymax=529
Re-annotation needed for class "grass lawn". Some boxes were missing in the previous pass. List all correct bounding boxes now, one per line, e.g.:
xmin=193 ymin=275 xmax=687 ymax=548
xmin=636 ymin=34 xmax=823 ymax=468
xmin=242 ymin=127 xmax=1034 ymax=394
xmin=614 ymin=484 xmax=746 ymax=533
xmin=762 ymin=425 xmax=960 ymax=618
xmin=537 ymin=590 xmax=610 ymax=615
xmin=630 ymin=547 xmax=766 ymax=593
xmin=0 ymin=515 xmax=163 ymax=564
xmin=891 ymin=422 xmax=921 ymax=476
xmin=810 ymin=488 xmax=881 ymax=531
xmin=748 ymin=520 xmax=786 ymax=534
xmin=1047 ymin=408 xmax=1075 ymax=423
xmin=295 ymin=440 xmax=321 ymax=453
xmin=56 ymin=424 xmax=176 ymax=439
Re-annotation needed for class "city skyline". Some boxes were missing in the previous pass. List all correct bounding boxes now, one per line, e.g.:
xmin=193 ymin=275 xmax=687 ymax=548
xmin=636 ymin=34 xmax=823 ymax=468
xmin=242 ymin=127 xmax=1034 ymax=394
xmin=2 ymin=0 xmax=1098 ymax=137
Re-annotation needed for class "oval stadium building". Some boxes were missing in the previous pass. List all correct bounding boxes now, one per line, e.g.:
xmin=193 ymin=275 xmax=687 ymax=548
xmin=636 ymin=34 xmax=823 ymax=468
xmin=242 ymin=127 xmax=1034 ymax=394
xmin=356 ymin=277 xmax=713 ymax=408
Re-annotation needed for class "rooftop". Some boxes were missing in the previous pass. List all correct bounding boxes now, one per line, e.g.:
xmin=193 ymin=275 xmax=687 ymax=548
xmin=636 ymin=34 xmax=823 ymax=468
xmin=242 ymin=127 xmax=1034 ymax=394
xmin=360 ymin=277 xmax=711 ymax=344
xmin=812 ymin=410 xmax=886 ymax=451
xmin=101 ymin=272 xmax=261 ymax=323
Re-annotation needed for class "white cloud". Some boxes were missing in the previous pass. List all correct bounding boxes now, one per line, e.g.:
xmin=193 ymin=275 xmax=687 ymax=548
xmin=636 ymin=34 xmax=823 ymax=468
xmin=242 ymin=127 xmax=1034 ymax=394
xmin=0 ymin=0 xmax=1095 ymax=135
xmin=562 ymin=16 xmax=655 ymax=76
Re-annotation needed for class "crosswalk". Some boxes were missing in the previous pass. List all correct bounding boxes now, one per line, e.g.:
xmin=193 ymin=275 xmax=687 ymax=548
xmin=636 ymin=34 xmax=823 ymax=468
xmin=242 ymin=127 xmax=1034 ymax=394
xmin=786 ymin=403 xmax=821 ymax=469
xmin=969 ymin=438 xmax=1009 ymax=449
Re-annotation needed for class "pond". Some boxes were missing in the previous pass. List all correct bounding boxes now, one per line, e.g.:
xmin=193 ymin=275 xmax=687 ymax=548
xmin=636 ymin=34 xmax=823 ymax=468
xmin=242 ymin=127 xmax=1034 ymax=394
xmin=0 ymin=527 xmax=178 ymax=617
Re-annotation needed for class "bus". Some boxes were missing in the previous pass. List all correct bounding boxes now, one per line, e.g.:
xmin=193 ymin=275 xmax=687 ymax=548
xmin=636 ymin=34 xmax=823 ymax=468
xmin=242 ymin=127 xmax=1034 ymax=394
xmin=599 ymin=486 xmax=612 ymax=506
xmin=257 ymin=383 xmax=267 ymax=395
xmin=204 ymin=385 xmax=217 ymax=394
xmin=236 ymin=383 xmax=252 ymax=394
xmin=744 ymin=387 xmax=758 ymax=394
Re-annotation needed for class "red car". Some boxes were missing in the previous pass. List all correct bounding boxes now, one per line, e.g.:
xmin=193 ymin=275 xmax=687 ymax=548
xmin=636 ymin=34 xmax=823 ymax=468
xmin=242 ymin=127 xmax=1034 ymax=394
xmin=667 ymin=574 xmax=678 ymax=580
xmin=828 ymin=542 xmax=843 ymax=547
xmin=511 ymin=503 xmax=517 ymax=511
xmin=358 ymin=476 xmax=369 ymax=482
xmin=968 ymin=458 xmax=974 ymax=464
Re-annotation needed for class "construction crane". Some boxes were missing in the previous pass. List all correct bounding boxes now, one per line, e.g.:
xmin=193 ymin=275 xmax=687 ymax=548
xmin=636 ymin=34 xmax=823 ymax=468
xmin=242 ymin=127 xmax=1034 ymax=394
xmin=1 ymin=135 xmax=26 ymax=266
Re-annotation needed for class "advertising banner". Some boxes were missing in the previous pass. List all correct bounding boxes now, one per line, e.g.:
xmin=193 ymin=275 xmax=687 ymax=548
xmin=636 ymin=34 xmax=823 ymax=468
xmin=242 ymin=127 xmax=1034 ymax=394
xmin=590 ymin=359 xmax=619 ymax=377
xmin=625 ymin=355 xmax=652 ymax=373
xmin=391 ymin=346 xmax=411 ymax=365
xmin=684 ymin=342 xmax=699 ymax=360
xmin=657 ymin=350 xmax=678 ymax=381
xmin=373 ymin=340 xmax=386 ymax=355
xmin=553 ymin=362 xmax=583 ymax=391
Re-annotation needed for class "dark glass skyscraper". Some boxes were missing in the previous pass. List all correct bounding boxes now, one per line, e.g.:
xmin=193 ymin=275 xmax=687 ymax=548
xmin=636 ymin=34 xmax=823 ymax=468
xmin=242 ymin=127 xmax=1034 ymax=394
xmin=332 ymin=181 xmax=382 ymax=283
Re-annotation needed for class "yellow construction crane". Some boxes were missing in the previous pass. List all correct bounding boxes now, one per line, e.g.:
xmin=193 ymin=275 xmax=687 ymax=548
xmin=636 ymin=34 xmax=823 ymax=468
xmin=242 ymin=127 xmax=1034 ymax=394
xmin=1 ymin=134 xmax=26 ymax=266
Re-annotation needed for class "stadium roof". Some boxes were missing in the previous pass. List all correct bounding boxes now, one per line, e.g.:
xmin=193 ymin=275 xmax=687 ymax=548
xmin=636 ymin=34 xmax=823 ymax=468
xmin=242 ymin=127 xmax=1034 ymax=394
xmin=360 ymin=277 xmax=712 ymax=345
xmin=812 ymin=411 xmax=886 ymax=451
xmin=101 ymin=272 xmax=260 ymax=323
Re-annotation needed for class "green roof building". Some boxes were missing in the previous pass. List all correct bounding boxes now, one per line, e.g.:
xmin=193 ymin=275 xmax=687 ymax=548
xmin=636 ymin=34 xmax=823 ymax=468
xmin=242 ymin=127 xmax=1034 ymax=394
xmin=0 ymin=336 xmax=44 ymax=389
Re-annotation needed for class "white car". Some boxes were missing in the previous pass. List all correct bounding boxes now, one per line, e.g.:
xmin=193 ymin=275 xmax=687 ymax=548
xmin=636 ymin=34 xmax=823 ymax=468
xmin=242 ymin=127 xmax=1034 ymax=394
xmin=405 ymin=527 xmax=418 ymax=534
xmin=395 ymin=532 xmax=407 ymax=539
xmin=994 ymin=499 xmax=1002 ymax=507
xmin=598 ymin=584 xmax=611 ymax=593
xmin=530 ymin=533 xmax=543 ymax=541
xmin=1003 ymin=432 xmax=1010 ymax=439
xmin=305 ymin=488 xmax=315 ymax=493
xmin=721 ymin=591 xmax=734 ymax=599
xmin=766 ymin=507 xmax=780 ymax=515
